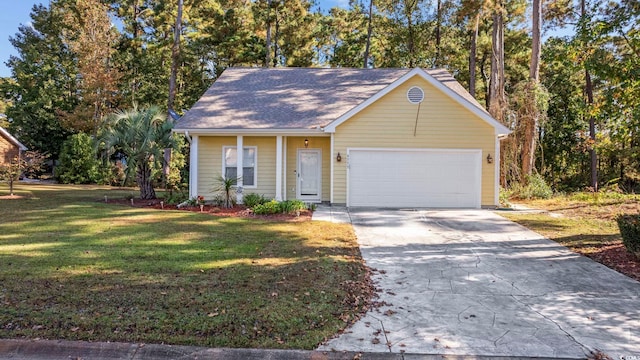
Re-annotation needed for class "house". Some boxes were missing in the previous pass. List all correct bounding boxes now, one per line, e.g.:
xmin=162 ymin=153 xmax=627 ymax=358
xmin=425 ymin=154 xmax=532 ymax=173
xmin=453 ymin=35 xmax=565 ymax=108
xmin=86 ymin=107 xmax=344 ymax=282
xmin=173 ymin=67 xmax=511 ymax=208
xmin=0 ymin=127 xmax=27 ymax=166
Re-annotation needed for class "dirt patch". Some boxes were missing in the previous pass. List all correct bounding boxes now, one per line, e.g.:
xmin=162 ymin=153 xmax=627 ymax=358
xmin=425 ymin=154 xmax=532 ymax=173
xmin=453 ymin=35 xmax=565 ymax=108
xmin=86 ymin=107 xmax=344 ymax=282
xmin=103 ymin=198 xmax=312 ymax=222
xmin=554 ymin=202 xmax=640 ymax=221
xmin=0 ymin=195 xmax=25 ymax=200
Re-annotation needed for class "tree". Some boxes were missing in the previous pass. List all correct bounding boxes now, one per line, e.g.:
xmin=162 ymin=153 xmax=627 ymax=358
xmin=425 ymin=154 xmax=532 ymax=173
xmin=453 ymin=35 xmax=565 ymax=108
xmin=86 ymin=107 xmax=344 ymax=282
xmin=519 ymin=0 xmax=548 ymax=179
xmin=0 ymin=151 xmax=48 ymax=196
xmin=61 ymin=0 xmax=121 ymax=135
xmin=56 ymin=133 xmax=100 ymax=184
xmin=101 ymin=106 xmax=175 ymax=199
xmin=3 ymin=3 xmax=76 ymax=159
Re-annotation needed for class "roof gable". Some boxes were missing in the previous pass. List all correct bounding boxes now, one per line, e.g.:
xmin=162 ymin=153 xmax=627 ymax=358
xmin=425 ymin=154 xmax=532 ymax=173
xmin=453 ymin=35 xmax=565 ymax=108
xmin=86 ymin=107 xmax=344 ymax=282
xmin=323 ymin=68 xmax=511 ymax=135
xmin=0 ymin=127 xmax=27 ymax=151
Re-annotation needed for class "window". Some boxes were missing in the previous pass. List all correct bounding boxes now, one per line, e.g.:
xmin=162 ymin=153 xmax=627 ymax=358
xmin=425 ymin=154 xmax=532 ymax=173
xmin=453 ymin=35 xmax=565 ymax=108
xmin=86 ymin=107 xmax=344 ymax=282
xmin=223 ymin=146 xmax=256 ymax=187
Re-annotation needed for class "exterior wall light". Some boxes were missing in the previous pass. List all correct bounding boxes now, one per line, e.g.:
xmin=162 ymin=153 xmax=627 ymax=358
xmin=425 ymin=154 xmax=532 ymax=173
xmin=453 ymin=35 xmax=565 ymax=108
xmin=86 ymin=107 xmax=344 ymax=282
xmin=336 ymin=152 xmax=342 ymax=162
xmin=487 ymin=154 xmax=493 ymax=164
xmin=304 ymin=138 xmax=309 ymax=148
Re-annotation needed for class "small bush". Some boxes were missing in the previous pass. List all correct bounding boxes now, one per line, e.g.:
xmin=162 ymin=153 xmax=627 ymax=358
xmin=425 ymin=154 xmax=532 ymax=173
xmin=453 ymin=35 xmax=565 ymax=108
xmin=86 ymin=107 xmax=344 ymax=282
xmin=253 ymin=200 xmax=280 ymax=215
xmin=56 ymin=133 xmax=99 ymax=184
xmin=279 ymin=200 xmax=306 ymax=214
xmin=243 ymin=193 xmax=268 ymax=208
xmin=499 ymin=187 xmax=512 ymax=208
xmin=509 ymin=174 xmax=553 ymax=200
xmin=617 ymin=214 xmax=640 ymax=258
xmin=165 ymin=191 xmax=188 ymax=205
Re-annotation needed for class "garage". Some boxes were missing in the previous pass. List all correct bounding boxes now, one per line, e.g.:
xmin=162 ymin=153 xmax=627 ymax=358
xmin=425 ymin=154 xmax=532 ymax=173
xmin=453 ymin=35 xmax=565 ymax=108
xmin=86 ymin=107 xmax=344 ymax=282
xmin=347 ymin=149 xmax=482 ymax=208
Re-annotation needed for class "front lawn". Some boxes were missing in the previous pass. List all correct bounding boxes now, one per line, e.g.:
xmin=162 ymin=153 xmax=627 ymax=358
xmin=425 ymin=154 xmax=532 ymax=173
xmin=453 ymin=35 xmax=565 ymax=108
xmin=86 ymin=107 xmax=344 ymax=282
xmin=502 ymin=192 xmax=640 ymax=280
xmin=0 ymin=183 xmax=373 ymax=349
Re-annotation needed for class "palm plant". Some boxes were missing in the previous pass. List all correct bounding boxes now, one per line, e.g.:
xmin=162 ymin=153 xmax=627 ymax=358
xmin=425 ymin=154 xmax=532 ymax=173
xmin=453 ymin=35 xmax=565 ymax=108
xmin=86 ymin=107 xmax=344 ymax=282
xmin=215 ymin=175 xmax=240 ymax=208
xmin=101 ymin=106 xmax=175 ymax=200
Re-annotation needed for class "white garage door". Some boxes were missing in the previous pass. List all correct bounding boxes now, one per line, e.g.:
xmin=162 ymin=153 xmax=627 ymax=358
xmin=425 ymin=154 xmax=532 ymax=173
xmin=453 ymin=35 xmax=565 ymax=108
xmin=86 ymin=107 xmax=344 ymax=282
xmin=348 ymin=149 xmax=482 ymax=208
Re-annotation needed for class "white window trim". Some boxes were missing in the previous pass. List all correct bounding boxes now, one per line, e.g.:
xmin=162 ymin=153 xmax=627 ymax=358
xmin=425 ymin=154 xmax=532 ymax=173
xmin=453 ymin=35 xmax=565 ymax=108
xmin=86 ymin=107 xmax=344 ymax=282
xmin=222 ymin=146 xmax=258 ymax=189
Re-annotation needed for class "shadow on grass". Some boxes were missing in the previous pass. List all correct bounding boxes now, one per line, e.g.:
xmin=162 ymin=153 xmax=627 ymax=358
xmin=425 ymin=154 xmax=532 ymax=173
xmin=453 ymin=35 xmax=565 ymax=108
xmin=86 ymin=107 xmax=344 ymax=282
xmin=0 ymin=184 xmax=371 ymax=349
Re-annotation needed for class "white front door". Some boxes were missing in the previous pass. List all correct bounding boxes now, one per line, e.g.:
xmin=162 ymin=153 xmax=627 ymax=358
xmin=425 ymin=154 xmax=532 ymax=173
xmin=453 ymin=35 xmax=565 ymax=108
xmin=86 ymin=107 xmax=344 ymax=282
xmin=297 ymin=149 xmax=321 ymax=201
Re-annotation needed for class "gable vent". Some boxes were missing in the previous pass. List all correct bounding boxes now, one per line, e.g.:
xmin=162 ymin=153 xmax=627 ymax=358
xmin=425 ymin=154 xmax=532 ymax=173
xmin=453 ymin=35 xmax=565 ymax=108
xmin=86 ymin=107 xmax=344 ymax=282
xmin=407 ymin=86 xmax=424 ymax=104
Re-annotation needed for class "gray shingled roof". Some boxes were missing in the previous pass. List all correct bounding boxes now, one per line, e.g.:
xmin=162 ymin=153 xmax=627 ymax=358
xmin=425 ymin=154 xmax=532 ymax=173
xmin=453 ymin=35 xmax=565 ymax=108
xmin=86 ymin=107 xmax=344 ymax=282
xmin=175 ymin=67 xmax=486 ymax=130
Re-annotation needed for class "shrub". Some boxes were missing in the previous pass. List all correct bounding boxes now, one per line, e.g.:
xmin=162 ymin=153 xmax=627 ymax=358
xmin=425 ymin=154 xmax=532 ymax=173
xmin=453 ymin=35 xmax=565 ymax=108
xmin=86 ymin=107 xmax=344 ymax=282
xmin=509 ymin=174 xmax=553 ymax=200
xmin=279 ymin=200 xmax=306 ymax=214
xmin=617 ymin=214 xmax=640 ymax=258
xmin=243 ymin=193 xmax=268 ymax=208
xmin=253 ymin=200 xmax=280 ymax=215
xmin=164 ymin=190 xmax=188 ymax=205
xmin=56 ymin=133 xmax=99 ymax=184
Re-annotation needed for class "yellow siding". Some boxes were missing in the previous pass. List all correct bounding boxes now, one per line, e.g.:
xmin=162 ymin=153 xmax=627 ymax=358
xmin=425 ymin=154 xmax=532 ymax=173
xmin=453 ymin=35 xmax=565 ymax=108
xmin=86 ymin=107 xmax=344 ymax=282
xmin=197 ymin=136 xmax=278 ymax=199
xmin=285 ymin=137 xmax=330 ymax=202
xmin=333 ymin=75 xmax=496 ymax=206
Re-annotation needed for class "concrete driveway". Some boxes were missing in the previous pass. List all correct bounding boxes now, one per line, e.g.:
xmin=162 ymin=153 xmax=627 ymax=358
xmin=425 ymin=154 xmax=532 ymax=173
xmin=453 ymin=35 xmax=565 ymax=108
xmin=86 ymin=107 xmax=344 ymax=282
xmin=318 ymin=209 xmax=640 ymax=359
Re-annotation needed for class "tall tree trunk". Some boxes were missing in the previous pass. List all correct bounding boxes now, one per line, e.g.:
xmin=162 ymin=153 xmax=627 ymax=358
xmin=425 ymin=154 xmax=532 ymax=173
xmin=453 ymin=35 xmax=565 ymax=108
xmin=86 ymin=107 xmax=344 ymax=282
xmin=520 ymin=0 xmax=542 ymax=179
xmin=469 ymin=13 xmax=479 ymax=97
xmin=585 ymin=69 xmax=597 ymax=190
xmin=434 ymin=0 xmax=442 ymax=67
xmin=529 ymin=0 xmax=541 ymax=81
xmin=488 ymin=2 xmax=505 ymax=123
xmin=165 ymin=0 xmax=183 ymax=188
xmin=489 ymin=0 xmax=507 ymax=186
xmin=265 ymin=0 xmax=272 ymax=67
xmin=168 ymin=0 xmax=183 ymax=112
xmin=581 ymin=0 xmax=598 ymax=191
xmin=363 ymin=0 xmax=374 ymax=68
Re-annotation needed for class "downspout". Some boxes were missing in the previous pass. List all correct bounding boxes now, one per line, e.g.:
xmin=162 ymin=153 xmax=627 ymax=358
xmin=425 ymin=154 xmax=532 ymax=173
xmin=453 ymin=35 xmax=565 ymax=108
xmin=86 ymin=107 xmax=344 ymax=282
xmin=184 ymin=131 xmax=192 ymax=144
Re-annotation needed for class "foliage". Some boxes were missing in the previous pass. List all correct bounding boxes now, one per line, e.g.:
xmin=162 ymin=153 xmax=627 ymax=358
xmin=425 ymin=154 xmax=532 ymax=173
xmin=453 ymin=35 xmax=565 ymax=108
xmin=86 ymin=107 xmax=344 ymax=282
xmin=214 ymin=175 xmax=239 ymax=208
xmin=2 ymin=2 xmax=75 ymax=159
xmin=507 ymin=173 xmax=553 ymax=200
xmin=0 ymin=151 xmax=48 ymax=195
xmin=163 ymin=189 xmax=189 ymax=205
xmin=279 ymin=200 xmax=307 ymax=214
xmin=617 ymin=214 xmax=640 ymax=258
xmin=56 ymin=133 xmax=100 ymax=184
xmin=166 ymin=131 xmax=188 ymax=192
xmin=0 ymin=183 xmax=370 ymax=348
xmin=253 ymin=199 xmax=281 ymax=215
xmin=243 ymin=193 xmax=268 ymax=208
xmin=60 ymin=0 xmax=121 ymax=135
xmin=101 ymin=106 xmax=175 ymax=199
xmin=499 ymin=187 xmax=512 ymax=208
xmin=252 ymin=199 xmax=307 ymax=215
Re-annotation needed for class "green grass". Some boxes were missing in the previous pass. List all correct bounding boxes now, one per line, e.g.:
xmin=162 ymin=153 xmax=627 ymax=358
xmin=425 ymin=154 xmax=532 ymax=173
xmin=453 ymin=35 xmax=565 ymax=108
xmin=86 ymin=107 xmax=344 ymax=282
xmin=0 ymin=183 xmax=370 ymax=349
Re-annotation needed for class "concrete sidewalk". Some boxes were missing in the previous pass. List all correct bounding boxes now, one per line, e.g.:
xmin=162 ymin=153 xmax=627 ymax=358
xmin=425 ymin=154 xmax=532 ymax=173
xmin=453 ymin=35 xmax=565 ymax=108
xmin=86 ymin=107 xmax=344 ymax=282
xmin=0 ymin=339 xmax=565 ymax=360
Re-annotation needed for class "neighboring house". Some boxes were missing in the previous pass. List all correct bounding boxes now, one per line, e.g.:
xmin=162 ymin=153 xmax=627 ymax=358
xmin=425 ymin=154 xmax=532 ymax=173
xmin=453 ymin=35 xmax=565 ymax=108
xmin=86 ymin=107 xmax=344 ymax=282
xmin=173 ymin=67 xmax=511 ymax=209
xmin=0 ymin=127 xmax=27 ymax=166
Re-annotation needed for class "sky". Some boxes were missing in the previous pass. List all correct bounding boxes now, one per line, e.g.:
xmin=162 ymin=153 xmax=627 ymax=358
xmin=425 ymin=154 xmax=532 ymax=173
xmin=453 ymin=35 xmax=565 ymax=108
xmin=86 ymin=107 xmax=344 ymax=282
xmin=0 ymin=2 xmax=43 ymax=77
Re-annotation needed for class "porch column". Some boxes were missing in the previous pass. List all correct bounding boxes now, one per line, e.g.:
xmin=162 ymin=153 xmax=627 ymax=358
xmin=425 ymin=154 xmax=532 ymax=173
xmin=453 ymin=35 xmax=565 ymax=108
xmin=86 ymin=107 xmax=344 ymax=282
xmin=275 ymin=135 xmax=283 ymax=201
xmin=189 ymin=135 xmax=199 ymax=199
xmin=236 ymin=135 xmax=244 ymax=204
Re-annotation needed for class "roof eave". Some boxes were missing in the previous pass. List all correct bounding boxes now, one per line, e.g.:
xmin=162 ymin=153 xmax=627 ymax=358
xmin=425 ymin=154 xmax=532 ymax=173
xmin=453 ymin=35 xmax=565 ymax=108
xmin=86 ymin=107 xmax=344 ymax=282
xmin=0 ymin=127 xmax=28 ymax=151
xmin=172 ymin=127 xmax=328 ymax=136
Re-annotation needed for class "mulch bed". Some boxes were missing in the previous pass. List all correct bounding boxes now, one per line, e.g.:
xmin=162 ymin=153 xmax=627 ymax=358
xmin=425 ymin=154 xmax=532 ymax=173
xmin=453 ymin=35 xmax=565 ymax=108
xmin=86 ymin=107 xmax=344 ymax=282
xmin=104 ymin=198 xmax=312 ymax=222
xmin=584 ymin=243 xmax=640 ymax=282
